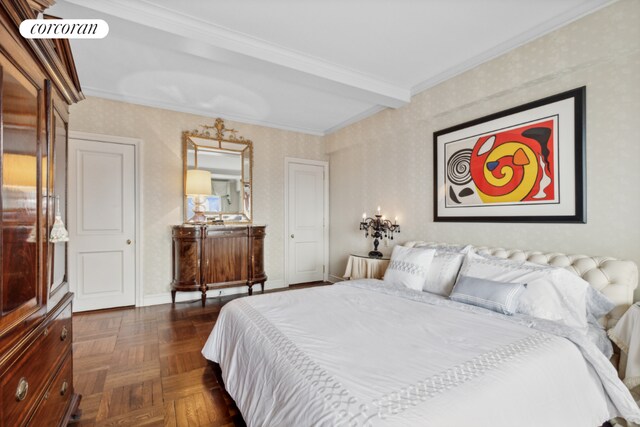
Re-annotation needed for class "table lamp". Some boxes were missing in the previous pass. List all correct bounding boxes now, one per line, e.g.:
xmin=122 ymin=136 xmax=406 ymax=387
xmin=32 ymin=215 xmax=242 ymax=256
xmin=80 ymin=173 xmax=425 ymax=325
xmin=186 ymin=169 xmax=212 ymax=223
xmin=359 ymin=207 xmax=400 ymax=258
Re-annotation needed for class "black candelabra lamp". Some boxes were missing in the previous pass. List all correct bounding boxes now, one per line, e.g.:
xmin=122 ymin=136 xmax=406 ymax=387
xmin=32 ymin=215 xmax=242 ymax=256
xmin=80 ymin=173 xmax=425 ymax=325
xmin=359 ymin=206 xmax=400 ymax=258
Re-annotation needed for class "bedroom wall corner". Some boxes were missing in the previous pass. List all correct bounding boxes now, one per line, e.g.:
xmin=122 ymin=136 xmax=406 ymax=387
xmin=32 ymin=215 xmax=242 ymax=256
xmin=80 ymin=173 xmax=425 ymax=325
xmin=325 ymin=0 xmax=640 ymax=301
xmin=69 ymin=97 xmax=327 ymax=299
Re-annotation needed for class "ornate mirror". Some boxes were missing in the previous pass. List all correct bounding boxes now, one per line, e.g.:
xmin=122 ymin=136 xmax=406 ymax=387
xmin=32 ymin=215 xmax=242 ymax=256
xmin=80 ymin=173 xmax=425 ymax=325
xmin=183 ymin=118 xmax=253 ymax=223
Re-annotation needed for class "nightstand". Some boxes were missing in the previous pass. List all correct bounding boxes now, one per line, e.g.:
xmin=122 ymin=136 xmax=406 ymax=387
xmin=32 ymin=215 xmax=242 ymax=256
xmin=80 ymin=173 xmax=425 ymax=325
xmin=343 ymin=253 xmax=390 ymax=280
xmin=608 ymin=303 xmax=640 ymax=399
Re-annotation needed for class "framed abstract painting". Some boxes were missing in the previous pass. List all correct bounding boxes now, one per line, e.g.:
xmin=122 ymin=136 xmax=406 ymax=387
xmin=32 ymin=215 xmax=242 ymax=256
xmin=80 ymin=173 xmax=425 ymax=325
xmin=434 ymin=87 xmax=586 ymax=223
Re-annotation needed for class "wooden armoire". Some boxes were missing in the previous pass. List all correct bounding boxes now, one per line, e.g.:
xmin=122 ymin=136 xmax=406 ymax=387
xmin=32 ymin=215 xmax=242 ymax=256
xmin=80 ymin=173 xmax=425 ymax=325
xmin=0 ymin=1 xmax=84 ymax=425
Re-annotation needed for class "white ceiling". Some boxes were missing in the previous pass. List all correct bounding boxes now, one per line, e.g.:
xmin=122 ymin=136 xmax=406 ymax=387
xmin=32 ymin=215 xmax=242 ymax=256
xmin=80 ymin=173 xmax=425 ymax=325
xmin=49 ymin=0 xmax=611 ymax=135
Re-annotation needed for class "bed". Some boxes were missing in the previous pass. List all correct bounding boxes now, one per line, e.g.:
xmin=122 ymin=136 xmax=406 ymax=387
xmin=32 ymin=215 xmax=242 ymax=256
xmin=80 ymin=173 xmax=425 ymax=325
xmin=202 ymin=242 xmax=640 ymax=426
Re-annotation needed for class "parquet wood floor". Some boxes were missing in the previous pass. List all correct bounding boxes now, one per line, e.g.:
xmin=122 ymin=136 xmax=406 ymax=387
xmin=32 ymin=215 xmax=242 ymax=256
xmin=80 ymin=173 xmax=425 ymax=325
xmin=72 ymin=283 xmax=329 ymax=426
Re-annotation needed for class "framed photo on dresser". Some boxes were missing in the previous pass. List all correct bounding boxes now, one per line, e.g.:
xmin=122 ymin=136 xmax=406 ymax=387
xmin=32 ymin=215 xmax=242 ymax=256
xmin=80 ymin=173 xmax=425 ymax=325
xmin=433 ymin=86 xmax=586 ymax=223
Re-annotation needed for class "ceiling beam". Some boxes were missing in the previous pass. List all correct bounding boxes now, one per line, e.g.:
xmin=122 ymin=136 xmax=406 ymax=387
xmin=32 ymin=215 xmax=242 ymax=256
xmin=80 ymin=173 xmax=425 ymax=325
xmin=62 ymin=0 xmax=411 ymax=108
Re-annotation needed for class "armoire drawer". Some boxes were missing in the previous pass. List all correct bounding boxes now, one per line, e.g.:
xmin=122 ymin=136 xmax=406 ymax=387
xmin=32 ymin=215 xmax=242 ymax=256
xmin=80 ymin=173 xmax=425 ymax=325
xmin=0 ymin=304 xmax=72 ymax=426
xmin=28 ymin=352 xmax=73 ymax=427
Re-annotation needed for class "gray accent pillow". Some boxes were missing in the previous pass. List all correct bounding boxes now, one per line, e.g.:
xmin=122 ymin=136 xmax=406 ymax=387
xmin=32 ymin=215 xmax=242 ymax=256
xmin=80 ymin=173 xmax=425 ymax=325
xmin=450 ymin=275 xmax=527 ymax=315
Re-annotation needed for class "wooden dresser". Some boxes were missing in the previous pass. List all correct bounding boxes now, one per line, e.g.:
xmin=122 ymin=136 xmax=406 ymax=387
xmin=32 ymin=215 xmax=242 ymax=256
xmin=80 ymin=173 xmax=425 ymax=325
xmin=0 ymin=1 xmax=83 ymax=425
xmin=171 ymin=225 xmax=267 ymax=306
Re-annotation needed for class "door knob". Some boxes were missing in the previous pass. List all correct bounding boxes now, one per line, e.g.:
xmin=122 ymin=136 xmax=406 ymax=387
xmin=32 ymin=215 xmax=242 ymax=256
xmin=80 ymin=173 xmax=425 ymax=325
xmin=126 ymin=239 xmax=132 ymax=245
xmin=290 ymin=234 xmax=294 ymax=238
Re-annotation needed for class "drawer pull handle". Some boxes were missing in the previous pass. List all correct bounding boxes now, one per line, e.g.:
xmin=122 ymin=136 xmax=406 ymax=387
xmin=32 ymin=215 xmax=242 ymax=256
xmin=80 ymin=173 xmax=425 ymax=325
xmin=60 ymin=326 xmax=68 ymax=341
xmin=60 ymin=381 xmax=68 ymax=396
xmin=43 ymin=327 xmax=49 ymax=337
xmin=16 ymin=378 xmax=29 ymax=401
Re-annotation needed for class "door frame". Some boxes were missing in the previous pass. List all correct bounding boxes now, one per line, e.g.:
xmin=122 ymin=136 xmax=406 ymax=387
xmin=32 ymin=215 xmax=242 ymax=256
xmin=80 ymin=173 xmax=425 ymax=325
xmin=68 ymin=131 xmax=144 ymax=308
xmin=284 ymin=157 xmax=329 ymax=286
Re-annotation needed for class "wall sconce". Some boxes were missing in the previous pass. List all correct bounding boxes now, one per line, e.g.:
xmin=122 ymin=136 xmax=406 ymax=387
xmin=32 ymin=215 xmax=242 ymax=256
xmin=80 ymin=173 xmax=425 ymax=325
xmin=186 ymin=169 xmax=212 ymax=223
xmin=359 ymin=206 xmax=400 ymax=258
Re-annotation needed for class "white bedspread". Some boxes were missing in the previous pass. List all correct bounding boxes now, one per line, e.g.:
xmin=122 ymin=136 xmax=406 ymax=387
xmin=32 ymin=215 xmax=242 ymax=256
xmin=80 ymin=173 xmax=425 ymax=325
xmin=202 ymin=280 xmax=640 ymax=427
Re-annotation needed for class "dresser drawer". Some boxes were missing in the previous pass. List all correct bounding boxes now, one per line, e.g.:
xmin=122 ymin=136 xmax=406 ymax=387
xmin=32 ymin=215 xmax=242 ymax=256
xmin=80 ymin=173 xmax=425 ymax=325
xmin=0 ymin=304 xmax=72 ymax=426
xmin=172 ymin=226 xmax=202 ymax=239
xmin=207 ymin=228 xmax=248 ymax=238
xmin=28 ymin=352 xmax=73 ymax=427
xmin=249 ymin=226 xmax=265 ymax=238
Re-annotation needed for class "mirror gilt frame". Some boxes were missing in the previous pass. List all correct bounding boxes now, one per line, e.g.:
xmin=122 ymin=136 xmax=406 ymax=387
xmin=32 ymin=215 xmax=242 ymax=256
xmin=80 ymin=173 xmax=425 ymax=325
xmin=183 ymin=118 xmax=253 ymax=223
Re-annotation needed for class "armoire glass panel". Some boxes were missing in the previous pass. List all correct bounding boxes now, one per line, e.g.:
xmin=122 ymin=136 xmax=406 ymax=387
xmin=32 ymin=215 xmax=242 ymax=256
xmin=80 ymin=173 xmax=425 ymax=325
xmin=1 ymin=68 xmax=39 ymax=314
xmin=51 ymin=111 xmax=67 ymax=291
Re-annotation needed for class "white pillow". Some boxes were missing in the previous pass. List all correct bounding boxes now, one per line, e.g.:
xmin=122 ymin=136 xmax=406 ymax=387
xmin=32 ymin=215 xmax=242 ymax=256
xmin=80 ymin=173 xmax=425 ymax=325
xmin=413 ymin=244 xmax=470 ymax=296
xmin=383 ymin=246 xmax=436 ymax=291
xmin=414 ymin=242 xmax=472 ymax=254
xmin=459 ymin=252 xmax=589 ymax=333
xmin=423 ymin=252 xmax=465 ymax=296
xmin=585 ymin=286 xmax=615 ymax=324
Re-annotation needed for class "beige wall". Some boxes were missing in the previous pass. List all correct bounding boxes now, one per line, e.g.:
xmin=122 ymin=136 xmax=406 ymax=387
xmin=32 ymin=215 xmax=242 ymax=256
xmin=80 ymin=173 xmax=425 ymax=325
xmin=69 ymin=0 xmax=640 ymax=302
xmin=326 ymin=0 xmax=640 ymax=301
xmin=69 ymin=97 xmax=326 ymax=297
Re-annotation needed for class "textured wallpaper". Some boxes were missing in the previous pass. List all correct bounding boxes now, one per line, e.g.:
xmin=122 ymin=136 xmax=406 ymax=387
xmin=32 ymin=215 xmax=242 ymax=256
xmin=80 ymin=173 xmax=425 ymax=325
xmin=69 ymin=0 xmax=639 ymax=302
xmin=326 ymin=0 xmax=640 ymax=301
xmin=69 ymin=98 xmax=327 ymax=296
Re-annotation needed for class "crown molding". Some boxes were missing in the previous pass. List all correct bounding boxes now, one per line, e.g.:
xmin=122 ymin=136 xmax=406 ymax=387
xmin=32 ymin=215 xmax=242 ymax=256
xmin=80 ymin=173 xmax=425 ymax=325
xmin=410 ymin=0 xmax=615 ymax=96
xmin=82 ymin=86 xmax=327 ymax=136
xmin=63 ymin=0 xmax=410 ymax=108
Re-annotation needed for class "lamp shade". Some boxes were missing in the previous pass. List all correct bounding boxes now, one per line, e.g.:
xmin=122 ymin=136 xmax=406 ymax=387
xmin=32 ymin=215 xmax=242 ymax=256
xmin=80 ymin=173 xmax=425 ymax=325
xmin=186 ymin=169 xmax=212 ymax=196
xmin=3 ymin=153 xmax=39 ymax=187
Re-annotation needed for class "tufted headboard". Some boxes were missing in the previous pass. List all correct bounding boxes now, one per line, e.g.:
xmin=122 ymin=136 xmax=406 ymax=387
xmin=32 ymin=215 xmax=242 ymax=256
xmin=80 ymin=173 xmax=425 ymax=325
xmin=403 ymin=241 xmax=639 ymax=330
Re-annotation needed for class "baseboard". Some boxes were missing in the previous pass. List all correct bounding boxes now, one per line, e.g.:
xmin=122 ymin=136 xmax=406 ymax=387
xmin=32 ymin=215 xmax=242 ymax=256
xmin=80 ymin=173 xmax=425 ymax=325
xmin=329 ymin=274 xmax=344 ymax=283
xmin=141 ymin=280 xmax=286 ymax=307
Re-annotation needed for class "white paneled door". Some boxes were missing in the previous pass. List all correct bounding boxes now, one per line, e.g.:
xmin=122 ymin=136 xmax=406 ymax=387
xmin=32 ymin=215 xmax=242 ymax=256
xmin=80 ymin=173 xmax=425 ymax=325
xmin=287 ymin=162 xmax=326 ymax=285
xmin=69 ymin=138 xmax=136 ymax=311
